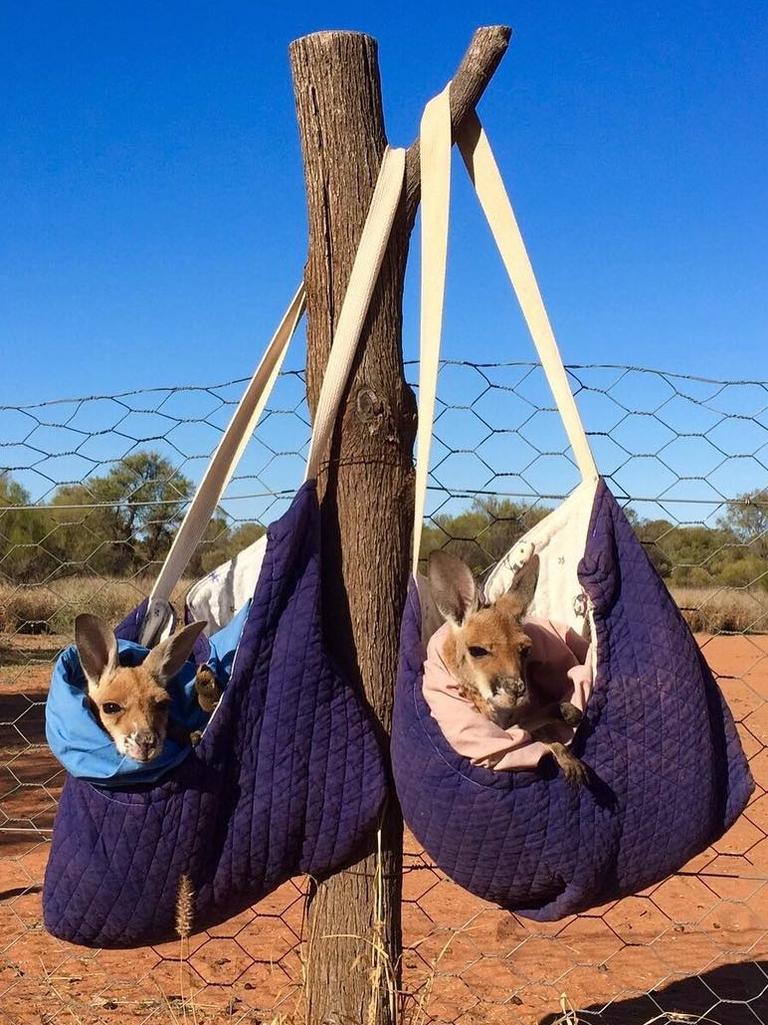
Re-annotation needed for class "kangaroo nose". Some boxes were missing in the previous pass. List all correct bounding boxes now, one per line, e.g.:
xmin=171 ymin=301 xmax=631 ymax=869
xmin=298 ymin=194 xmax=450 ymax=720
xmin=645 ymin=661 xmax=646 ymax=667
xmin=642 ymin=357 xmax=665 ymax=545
xmin=135 ymin=731 xmax=157 ymax=759
xmin=494 ymin=676 xmax=527 ymax=701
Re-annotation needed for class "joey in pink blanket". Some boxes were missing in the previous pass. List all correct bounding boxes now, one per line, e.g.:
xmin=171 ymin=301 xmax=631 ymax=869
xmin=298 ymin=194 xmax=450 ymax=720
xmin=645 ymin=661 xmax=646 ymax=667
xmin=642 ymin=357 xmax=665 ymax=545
xmin=423 ymin=618 xmax=593 ymax=771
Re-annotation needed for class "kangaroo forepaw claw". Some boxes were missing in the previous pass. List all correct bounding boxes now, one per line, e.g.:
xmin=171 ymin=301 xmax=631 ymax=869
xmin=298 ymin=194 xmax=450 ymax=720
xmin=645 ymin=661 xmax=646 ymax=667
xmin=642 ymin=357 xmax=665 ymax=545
xmin=559 ymin=701 xmax=583 ymax=727
xmin=195 ymin=665 xmax=223 ymax=714
xmin=563 ymin=758 xmax=588 ymax=787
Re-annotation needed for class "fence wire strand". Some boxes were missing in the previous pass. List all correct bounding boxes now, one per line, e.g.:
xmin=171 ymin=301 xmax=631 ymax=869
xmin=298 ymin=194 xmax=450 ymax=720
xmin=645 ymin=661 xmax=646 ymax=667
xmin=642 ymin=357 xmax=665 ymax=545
xmin=1 ymin=360 xmax=766 ymax=1025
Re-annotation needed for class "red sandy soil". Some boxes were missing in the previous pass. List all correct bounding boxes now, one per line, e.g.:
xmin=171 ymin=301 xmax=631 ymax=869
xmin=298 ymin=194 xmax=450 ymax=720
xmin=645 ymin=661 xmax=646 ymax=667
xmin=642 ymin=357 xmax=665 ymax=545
xmin=1 ymin=634 xmax=766 ymax=1025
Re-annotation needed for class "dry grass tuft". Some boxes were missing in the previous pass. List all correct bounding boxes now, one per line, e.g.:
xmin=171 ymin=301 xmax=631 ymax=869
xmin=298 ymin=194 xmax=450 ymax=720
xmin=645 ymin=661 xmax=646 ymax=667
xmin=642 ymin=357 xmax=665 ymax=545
xmin=175 ymin=875 xmax=195 ymax=940
xmin=673 ymin=586 xmax=767 ymax=634
xmin=1 ymin=578 xmax=764 ymax=638
xmin=173 ymin=874 xmax=197 ymax=1025
xmin=0 ymin=577 xmax=194 ymax=635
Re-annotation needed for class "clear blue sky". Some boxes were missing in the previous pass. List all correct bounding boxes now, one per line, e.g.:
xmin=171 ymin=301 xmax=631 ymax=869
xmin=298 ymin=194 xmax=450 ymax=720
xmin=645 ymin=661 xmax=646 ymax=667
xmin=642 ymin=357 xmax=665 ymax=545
xmin=1 ymin=1 xmax=766 ymax=409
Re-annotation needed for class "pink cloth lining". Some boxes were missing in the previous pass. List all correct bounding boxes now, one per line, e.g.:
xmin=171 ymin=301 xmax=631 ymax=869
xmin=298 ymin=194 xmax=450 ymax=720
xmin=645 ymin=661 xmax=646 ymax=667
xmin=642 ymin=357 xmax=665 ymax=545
xmin=422 ymin=618 xmax=593 ymax=771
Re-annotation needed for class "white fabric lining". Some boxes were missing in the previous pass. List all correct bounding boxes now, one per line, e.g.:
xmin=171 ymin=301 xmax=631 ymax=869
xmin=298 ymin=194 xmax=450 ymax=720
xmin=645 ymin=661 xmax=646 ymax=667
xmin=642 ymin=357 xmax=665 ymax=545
xmin=186 ymin=534 xmax=268 ymax=635
xmin=484 ymin=476 xmax=599 ymax=637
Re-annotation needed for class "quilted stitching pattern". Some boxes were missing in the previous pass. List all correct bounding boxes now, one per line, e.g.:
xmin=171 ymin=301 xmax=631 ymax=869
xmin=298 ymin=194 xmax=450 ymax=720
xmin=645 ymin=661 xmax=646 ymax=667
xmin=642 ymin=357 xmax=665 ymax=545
xmin=43 ymin=481 xmax=387 ymax=947
xmin=392 ymin=479 xmax=754 ymax=920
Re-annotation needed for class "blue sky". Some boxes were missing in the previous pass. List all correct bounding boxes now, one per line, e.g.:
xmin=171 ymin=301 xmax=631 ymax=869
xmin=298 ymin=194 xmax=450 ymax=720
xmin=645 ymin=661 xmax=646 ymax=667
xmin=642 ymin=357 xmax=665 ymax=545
xmin=1 ymin=2 xmax=766 ymax=528
xmin=2 ymin=1 xmax=766 ymax=409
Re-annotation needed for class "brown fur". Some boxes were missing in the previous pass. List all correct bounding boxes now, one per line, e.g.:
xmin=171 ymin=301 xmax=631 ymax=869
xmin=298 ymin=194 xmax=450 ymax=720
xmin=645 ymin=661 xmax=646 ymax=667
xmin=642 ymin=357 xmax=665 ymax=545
xmin=429 ymin=551 xmax=587 ymax=785
xmin=75 ymin=614 xmax=207 ymax=763
xmin=195 ymin=664 xmax=223 ymax=714
xmin=441 ymin=593 xmax=532 ymax=722
xmin=87 ymin=666 xmax=171 ymax=761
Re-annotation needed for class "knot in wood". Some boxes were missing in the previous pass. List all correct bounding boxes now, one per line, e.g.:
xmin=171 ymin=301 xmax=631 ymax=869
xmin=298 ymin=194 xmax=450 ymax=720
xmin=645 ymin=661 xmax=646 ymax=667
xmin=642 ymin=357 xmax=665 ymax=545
xmin=355 ymin=386 xmax=392 ymax=439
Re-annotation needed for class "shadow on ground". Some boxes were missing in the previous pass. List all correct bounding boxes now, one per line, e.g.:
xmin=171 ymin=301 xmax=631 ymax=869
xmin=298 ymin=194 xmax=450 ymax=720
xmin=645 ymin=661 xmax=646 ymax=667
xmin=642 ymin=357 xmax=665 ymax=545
xmin=539 ymin=960 xmax=768 ymax=1025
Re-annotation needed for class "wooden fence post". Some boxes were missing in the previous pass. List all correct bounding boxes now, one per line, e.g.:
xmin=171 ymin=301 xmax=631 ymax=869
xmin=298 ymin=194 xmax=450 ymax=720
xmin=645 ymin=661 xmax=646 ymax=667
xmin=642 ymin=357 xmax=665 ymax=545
xmin=289 ymin=27 xmax=510 ymax=1025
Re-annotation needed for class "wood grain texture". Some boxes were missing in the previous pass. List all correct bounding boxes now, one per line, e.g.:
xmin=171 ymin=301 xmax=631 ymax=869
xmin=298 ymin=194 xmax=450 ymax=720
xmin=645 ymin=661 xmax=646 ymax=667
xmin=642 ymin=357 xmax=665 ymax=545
xmin=289 ymin=26 xmax=510 ymax=1025
xmin=404 ymin=25 xmax=512 ymax=225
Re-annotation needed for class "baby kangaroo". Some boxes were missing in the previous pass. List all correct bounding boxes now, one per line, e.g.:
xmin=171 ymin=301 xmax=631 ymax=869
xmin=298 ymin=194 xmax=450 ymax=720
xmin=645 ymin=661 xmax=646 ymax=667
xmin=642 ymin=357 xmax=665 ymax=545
xmin=74 ymin=614 xmax=207 ymax=763
xmin=428 ymin=550 xmax=587 ymax=785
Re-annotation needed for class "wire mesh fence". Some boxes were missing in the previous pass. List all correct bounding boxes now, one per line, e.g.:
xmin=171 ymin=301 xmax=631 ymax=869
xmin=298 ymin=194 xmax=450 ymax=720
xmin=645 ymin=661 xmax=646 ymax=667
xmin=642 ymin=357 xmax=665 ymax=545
xmin=1 ymin=360 xmax=766 ymax=1024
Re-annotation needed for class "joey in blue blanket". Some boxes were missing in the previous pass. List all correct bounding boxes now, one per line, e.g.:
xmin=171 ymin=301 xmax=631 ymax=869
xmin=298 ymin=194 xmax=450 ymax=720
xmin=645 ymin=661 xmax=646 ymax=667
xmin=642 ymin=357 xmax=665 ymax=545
xmin=46 ymin=604 xmax=249 ymax=786
xmin=43 ymin=482 xmax=387 ymax=947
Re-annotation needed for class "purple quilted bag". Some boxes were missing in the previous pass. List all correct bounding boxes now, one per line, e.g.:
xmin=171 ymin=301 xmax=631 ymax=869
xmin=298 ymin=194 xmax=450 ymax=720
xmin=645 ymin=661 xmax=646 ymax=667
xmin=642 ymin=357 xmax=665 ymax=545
xmin=391 ymin=91 xmax=753 ymax=921
xmin=43 ymin=148 xmax=406 ymax=946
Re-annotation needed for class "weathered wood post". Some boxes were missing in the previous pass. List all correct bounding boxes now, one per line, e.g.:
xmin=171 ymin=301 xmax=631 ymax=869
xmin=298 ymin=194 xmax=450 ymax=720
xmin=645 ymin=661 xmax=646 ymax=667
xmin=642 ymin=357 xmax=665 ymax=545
xmin=289 ymin=27 xmax=511 ymax=1025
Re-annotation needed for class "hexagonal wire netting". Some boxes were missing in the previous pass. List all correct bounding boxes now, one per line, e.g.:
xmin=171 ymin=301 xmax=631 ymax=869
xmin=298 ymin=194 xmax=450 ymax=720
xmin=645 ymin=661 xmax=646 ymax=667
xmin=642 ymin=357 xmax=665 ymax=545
xmin=0 ymin=360 xmax=766 ymax=1025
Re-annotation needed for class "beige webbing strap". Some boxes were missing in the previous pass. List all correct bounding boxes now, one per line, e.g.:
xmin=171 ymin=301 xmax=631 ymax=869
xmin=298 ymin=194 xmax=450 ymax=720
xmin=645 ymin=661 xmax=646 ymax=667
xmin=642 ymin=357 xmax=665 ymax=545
xmin=411 ymin=86 xmax=452 ymax=576
xmin=457 ymin=110 xmax=597 ymax=484
xmin=141 ymin=284 xmax=305 ymax=646
xmin=141 ymin=146 xmax=406 ymax=646
xmin=412 ymin=86 xmax=597 ymax=576
xmin=304 ymin=145 xmax=406 ymax=480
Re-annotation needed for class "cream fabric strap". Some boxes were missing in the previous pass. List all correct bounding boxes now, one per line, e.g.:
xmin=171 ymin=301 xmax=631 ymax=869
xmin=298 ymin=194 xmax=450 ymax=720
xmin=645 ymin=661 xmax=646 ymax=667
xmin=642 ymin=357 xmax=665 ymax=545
xmin=412 ymin=86 xmax=452 ymax=577
xmin=141 ymin=145 xmax=406 ymax=646
xmin=457 ymin=110 xmax=597 ymax=483
xmin=412 ymin=87 xmax=597 ymax=575
xmin=304 ymin=145 xmax=406 ymax=479
xmin=141 ymin=284 xmax=305 ymax=645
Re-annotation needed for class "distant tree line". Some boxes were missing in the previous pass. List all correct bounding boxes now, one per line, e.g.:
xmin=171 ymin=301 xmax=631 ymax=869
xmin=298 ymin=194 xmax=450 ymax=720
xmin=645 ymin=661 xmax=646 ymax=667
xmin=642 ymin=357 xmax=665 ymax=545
xmin=418 ymin=493 xmax=768 ymax=590
xmin=0 ymin=452 xmax=264 ymax=583
xmin=1 ymin=450 xmax=766 ymax=590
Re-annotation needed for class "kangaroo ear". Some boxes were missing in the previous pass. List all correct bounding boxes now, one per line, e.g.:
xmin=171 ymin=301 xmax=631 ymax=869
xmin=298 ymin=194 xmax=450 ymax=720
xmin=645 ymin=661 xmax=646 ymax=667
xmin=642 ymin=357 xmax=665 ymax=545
xmin=428 ymin=550 xmax=478 ymax=627
xmin=143 ymin=621 xmax=207 ymax=686
xmin=507 ymin=552 xmax=540 ymax=617
xmin=75 ymin=614 xmax=119 ymax=690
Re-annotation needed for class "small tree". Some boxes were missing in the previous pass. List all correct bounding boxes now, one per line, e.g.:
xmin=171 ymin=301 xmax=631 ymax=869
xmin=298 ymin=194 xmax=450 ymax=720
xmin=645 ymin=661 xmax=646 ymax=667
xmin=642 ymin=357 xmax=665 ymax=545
xmin=289 ymin=26 xmax=512 ymax=1025
xmin=193 ymin=520 xmax=266 ymax=576
xmin=719 ymin=488 xmax=768 ymax=559
xmin=421 ymin=497 xmax=549 ymax=574
xmin=0 ymin=474 xmax=50 ymax=582
xmin=47 ymin=451 xmax=192 ymax=576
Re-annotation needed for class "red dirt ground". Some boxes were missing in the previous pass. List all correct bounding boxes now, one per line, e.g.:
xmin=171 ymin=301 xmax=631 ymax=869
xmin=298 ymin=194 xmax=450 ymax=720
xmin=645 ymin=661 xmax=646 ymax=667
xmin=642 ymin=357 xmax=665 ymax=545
xmin=1 ymin=634 xmax=766 ymax=1024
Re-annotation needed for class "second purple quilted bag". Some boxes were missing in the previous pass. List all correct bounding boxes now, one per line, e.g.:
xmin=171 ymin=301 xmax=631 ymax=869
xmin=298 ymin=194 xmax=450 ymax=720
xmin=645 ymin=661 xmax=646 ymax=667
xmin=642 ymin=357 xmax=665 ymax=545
xmin=392 ymin=88 xmax=753 ymax=921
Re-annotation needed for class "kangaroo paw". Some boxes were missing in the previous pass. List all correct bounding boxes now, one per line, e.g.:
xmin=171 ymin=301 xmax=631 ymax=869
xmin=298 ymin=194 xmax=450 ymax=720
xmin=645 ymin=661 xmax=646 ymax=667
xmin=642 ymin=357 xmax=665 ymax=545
xmin=559 ymin=701 xmax=583 ymax=727
xmin=195 ymin=665 xmax=223 ymax=714
xmin=548 ymin=742 xmax=588 ymax=787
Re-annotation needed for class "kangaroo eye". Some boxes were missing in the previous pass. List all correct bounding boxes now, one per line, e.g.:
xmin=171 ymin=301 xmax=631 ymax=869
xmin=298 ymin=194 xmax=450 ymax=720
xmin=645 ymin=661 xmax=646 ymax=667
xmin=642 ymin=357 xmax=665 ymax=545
xmin=101 ymin=702 xmax=122 ymax=715
xmin=468 ymin=645 xmax=490 ymax=658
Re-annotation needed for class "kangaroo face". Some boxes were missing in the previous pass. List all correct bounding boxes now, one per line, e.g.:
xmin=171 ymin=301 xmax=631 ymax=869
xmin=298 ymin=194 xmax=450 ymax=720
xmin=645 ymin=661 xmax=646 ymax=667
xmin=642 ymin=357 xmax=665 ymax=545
xmin=442 ymin=595 xmax=532 ymax=721
xmin=428 ymin=551 xmax=537 ymax=726
xmin=75 ymin=614 xmax=206 ymax=763
xmin=89 ymin=667 xmax=172 ymax=762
